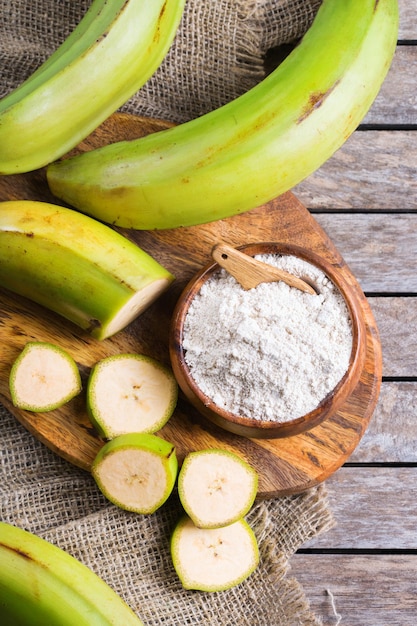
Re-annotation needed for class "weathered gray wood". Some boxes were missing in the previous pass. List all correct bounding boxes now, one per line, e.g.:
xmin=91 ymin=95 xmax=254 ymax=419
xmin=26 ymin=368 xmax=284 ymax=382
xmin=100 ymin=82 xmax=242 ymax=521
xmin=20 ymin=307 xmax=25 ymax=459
xmin=293 ymin=7 xmax=417 ymax=210
xmin=398 ymin=0 xmax=417 ymax=40
xmin=369 ymin=298 xmax=417 ymax=376
xmin=291 ymin=554 xmax=417 ymax=626
xmin=304 ymin=467 xmax=417 ymax=549
xmin=312 ymin=215 xmax=417 ymax=292
xmin=0 ymin=7 xmax=414 ymax=626
xmin=351 ymin=381 xmax=417 ymax=462
xmin=363 ymin=47 xmax=417 ymax=126
xmin=294 ymin=44 xmax=417 ymax=206
xmin=291 ymin=6 xmax=417 ymax=624
xmin=294 ymin=130 xmax=417 ymax=210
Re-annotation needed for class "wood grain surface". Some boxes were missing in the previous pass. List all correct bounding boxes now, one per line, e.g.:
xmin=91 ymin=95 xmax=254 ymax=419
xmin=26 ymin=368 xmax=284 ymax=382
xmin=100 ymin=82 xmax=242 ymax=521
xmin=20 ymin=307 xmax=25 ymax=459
xmin=280 ymin=3 xmax=417 ymax=622
xmin=1 ymin=1 xmax=415 ymax=623
xmin=0 ymin=113 xmax=382 ymax=498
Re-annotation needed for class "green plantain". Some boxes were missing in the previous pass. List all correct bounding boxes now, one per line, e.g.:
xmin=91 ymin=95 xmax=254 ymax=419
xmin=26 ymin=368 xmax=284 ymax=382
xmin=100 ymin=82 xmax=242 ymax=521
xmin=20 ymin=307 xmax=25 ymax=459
xmin=47 ymin=0 xmax=399 ymax=230
xmin=0 ymin=0 xmax=186 ymax=174
xmin=0 ymin=200 xmax=174 ymax=339
xmin=0 ymin=521 xmax=144 ymax=625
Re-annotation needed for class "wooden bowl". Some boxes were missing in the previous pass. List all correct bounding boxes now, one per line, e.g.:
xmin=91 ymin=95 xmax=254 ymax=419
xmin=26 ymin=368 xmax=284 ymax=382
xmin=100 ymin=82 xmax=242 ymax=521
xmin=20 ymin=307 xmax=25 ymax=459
xmin=169 ymin=242 xmax=367 ymax=439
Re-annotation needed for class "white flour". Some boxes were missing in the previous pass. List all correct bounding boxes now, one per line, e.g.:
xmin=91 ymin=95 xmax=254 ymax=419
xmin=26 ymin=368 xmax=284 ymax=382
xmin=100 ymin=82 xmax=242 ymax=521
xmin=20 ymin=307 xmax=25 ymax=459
xmin=182 ymin=254 xmax=353 ymax=422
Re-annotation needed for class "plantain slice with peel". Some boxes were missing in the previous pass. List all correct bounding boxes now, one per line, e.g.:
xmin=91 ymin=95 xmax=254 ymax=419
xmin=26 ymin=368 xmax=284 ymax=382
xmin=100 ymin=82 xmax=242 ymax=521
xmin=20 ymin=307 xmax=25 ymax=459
xmin=178 ymin=449 xmax=258 ymax=529
xmin=171 ymin=515 xmax=259 ymax=592
xmin=87 ymin=353 xmax=178 ymax=438
xmin=47 ymin=0 xmax=399 ymax=230
xmin=92 ymin=433 xmax=178 ymax=514
xmin=9 ymin=342 xmax=82 ymax=412
xmin=0 ymin=200 xmax=174 ymax=340
xmin=0 ymin=0 xmax=186 ymax=174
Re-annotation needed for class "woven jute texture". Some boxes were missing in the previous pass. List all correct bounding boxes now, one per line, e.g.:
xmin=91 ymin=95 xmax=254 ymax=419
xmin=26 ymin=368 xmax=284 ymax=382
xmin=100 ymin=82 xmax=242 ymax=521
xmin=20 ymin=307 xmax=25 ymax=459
xmin=0 ymin=0 xmax=322 ymax=122
xmin=0 ymin=1 xmax=335 ymax=625
xmin=0 ymin=406 xmax=334 ymax=626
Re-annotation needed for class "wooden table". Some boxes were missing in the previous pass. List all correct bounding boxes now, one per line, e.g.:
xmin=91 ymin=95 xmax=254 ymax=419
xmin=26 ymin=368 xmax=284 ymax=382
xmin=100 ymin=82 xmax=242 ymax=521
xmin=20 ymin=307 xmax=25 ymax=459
xmin=289 ymin=1 xmax=417 ymax=623
xmin=0 ymin=3 xmax=414 ymax=624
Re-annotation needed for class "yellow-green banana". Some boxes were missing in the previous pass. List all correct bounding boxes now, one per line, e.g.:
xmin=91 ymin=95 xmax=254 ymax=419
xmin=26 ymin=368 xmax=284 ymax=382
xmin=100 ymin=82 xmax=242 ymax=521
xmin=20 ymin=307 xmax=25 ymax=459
xmin=0 ymin=0 xmax=185 ymax=174
xmin=0 ymin=200 xmax=174 ymax=339
xmin=0 ymin=522 xmax=144 ymax=625
xmin=47 ymin=0 xmax=398 ymax=230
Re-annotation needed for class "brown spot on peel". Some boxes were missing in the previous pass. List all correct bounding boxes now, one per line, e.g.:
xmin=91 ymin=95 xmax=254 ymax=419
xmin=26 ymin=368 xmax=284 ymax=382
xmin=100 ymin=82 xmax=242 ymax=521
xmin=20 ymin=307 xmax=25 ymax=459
xmin=152 ymin=0 xmax=169 ymax=46
xmin=1 ymin=543 xmax=32 ymax=560
xmin=297 ymin=80 xmax=340 ymax=124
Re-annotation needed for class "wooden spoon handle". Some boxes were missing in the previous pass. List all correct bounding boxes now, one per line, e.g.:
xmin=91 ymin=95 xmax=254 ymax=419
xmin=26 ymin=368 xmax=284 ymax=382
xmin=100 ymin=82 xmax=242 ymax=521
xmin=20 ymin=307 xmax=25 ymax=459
xmin=211 ymin=242 xmax=316 ymax=294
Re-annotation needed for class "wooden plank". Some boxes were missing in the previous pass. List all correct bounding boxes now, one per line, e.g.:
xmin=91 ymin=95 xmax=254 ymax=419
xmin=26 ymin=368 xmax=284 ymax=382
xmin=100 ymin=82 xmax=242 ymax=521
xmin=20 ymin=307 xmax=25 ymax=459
xmin=291 ymin=554 xmax=417 ymax=626
xmin=311 ymin=215 xmax=417 ymax=292
xmin=398 ymin=0 xmax=417 ymax=40
xmin=304 ymin=467 xmax=417 ymax=549
xmin=351 ymin=381 xmax=417 ymax=462
xmin=369 ymin=298 xmax=417 ymax=376
xmin=294 ymin=131 xmax=417 ymax=210
xmin=363 ymin=47 xmax=417 ymax=126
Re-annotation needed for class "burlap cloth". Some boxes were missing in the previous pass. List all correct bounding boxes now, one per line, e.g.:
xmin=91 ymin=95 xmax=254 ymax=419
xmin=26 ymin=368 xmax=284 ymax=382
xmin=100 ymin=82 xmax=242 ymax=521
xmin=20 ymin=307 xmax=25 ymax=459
xmin=0 ymin=1 xmax=337 ymax=625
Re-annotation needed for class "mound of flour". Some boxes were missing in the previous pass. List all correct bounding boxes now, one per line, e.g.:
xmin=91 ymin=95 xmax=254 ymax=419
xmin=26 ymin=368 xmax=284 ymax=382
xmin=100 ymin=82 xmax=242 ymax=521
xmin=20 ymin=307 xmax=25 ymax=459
xmin=182 ymin=254 xmax=353 ymax=422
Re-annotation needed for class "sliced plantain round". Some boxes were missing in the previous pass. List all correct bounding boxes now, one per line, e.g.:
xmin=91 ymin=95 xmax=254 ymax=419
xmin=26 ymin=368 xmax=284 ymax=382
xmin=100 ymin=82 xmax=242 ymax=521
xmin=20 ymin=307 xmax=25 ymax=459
xmin=9 ymin=341 xmax=82 ymax=412
xmin=92 ymin=433 xmax=178 ymax=514
xmin=171 ymin=515 xmax=259 ymax=592
xmin=87 ymin=353 xmax=178 ymax=439
xmin=178 ymin=449 xmax=258 ymax=529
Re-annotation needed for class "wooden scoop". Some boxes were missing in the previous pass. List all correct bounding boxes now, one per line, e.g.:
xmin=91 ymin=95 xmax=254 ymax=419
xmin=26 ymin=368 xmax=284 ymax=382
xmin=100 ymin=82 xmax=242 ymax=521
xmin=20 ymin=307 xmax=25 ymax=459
xmin=211 ymin=242 xmax=317 ymax=295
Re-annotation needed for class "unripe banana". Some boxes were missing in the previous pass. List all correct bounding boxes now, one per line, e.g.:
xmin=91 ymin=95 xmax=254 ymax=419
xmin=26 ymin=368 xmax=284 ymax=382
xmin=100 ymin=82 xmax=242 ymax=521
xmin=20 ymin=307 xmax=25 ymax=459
xmin=47 ymin=0 xmax=398 ymax=230
xmin=0 ymin=0 xmax=186 ymax=174
xmin=0 ymin=521 xmax=143 ymax=625
xmin=0 ymin=201 xmax=174 ymax=340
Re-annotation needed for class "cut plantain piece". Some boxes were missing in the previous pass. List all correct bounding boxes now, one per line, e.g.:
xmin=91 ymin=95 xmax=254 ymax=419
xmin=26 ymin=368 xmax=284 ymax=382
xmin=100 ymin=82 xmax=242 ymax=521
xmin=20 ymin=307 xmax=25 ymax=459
xmin=9 ymin=342 xmax=82 ymax=412
xmin=92 ymin=433 xmax=178 ymax=514
xmin=178 ymin=449 xmax=258 ymax=529
xmin=0 ymin=200 xmax=175 ymax=340
xmin=87 ymin=353 xmax=178 ymax=438
xmin=171 ymin=515 xmax=259 ymax=592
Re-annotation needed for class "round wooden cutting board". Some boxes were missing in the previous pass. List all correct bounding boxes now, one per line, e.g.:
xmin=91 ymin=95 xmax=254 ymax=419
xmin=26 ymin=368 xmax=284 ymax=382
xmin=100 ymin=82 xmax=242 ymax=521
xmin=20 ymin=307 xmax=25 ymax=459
xmin=0 ymin=113 xmax=382 ymax=498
